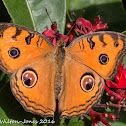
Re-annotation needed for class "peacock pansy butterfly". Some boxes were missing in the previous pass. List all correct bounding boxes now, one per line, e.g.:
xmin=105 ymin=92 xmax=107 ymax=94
xmin=0 ymin=23 xmax=126 ymax=118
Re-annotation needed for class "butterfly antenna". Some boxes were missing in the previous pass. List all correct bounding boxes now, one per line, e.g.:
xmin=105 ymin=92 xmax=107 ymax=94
xmin=79 ymin=10 xmax=85 ymax=18
xmin=66 ymin=21 xmax=76 ymax=36
xmin=71 ymin=11 xmax=78 ymax=18
xmin=45 ymin=8 xmax=53 ymax=23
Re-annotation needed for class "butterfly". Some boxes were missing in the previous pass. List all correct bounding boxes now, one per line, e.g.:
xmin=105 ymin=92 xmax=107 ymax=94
xmin=0 ymin=23 xmax=126 ymax=118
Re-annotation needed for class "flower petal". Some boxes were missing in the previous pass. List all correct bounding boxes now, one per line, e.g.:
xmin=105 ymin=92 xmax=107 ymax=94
xmin=42 ymin=29 xmax=56 ymax=37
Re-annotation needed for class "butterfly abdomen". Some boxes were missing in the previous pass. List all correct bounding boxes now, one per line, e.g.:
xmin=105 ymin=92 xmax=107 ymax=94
xmin=55 ymin=68 xmax=63 ymax=97
xmin=54 ymin=39 xmax=66 ymax=97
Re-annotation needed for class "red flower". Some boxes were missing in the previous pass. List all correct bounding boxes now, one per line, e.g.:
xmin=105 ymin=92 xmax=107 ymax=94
xmin=51 ymin=21 xmax=57 ymax=31
xmin=75 ymin=18 xmax=92 ymax=34
xmin=75 ymin=16 xmax=108 ymax=34
xmin=105 ymin=62 xmax=126 ymax=101
xmin=66 ymin=15 xmax=108 ymax=43
xmin=106 ymin=62 xmax=126 ymax=89
xmin=92 ymin=16 xmax=108 ymax=32
xmin=105 ymin=62 xmax=126 ymax=118
xmin=43 ymin=29 xmax=68 ymax=46
xmin=89 ymin=109 xmax=116 ymax=126
xmin=66 ymin=21 xmax=77 ymax=42
xmin=42 ymin=21 xmax=68 ymax=46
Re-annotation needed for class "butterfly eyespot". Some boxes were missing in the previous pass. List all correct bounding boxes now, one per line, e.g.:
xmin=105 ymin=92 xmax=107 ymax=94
xmin=99 ymin=54 xmax=109 ymax=65
xmin=8 ymin=47 xmax=20 ymax=59
xmin=0 ymin=33 xmax=3 ymax=38
xmin=114 ymin=43 xmax=119 ymax=47
xmin=80 ymin=75 xmax=95 ymax=92
xmin=22 ymin=70 xmax=38 ymax=88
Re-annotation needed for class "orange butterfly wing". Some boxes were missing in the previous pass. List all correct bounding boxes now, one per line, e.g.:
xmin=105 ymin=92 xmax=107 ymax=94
xmin=0 ymin=23 xmax=56 ymax=116
xmin=1 ymin=23 xmax=126 ymax=118
xmin=0 ymin=23 xmax=54 ymax=73
xmin=59 ymin=61 xmax=105 ymax=118
xmin=66 ymin=31 xmax=126 ymax=80
xmin=11 ymin=58 xmax=56 ymax=117
xmin=59 ymin=31 xmax=126 ymax=118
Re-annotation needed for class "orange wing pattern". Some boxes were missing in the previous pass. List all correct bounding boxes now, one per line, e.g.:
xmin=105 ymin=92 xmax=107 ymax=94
xmin=66 ymin=31 xmax=126 ymax=80
xmin=58 ymin=31 xmax=126 ymax=117
xmin=0 ymin=23 xmax=54 ymax=73
xmin=11 ymin=58 xmax=56 ymax=117
xmin=0 ymin=23 xmax=126 ymax=119
xmin=59 ymin=60 xmax=105 ymax=118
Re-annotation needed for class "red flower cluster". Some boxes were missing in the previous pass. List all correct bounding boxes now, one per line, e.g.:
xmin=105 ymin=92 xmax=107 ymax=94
xmin=105 ymin=62 xmax=126 ymax=118
xmin=66 ymin=15 xmax=108 ymax=42
xmin=43 ymin=15 xmax=108 ymax=45
xmin=89 ymin=109 xmax=116 ymax=126
xmin=106 ymin=62 xmax=126 ymax=89
xmin=42 ymin=21 xmax=68 ymax=46
xmin=75 ymin=16 xmax=108 ymax=34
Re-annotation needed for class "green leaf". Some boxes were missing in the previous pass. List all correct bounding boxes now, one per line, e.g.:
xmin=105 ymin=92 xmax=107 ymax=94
xmin=122 ymin=31 xmax=126 ymax=68
xmin=2 ymin=0 xmax=66 ymax=34
xmin=67 ymin=0 xmax=122 ymax=10
xmin=68 ymin=117 xmax=84 ymax=126
xmin=0 ymin=71 xmax=32 ymax=126
xmin=122 ymin=31 xmax=126 ymax=35
xmin=2 ymin=0 xmax=35 ymax=30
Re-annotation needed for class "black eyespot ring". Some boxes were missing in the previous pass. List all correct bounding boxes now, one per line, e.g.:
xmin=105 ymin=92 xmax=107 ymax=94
xmin=0 ymin=33 xmax=3 ymax=38
xmin=21 ymin=69 xmax=38 ymax=88
xmin=114 ymin=42 xmax=119 ymax=47
xmin=8 ymin=47 xmax=20 ymax=59
xmin=80 ymin=74 xmax=95 ymax=92
xmin=99 ymin=54 xmax=109 ymax=65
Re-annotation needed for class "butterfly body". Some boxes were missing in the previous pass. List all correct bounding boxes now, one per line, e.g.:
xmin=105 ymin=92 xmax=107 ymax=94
xmin=0 ymin=23 xmax=126 ymax=118
xmin=54 ymin=39 xmax=66 ymax=97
